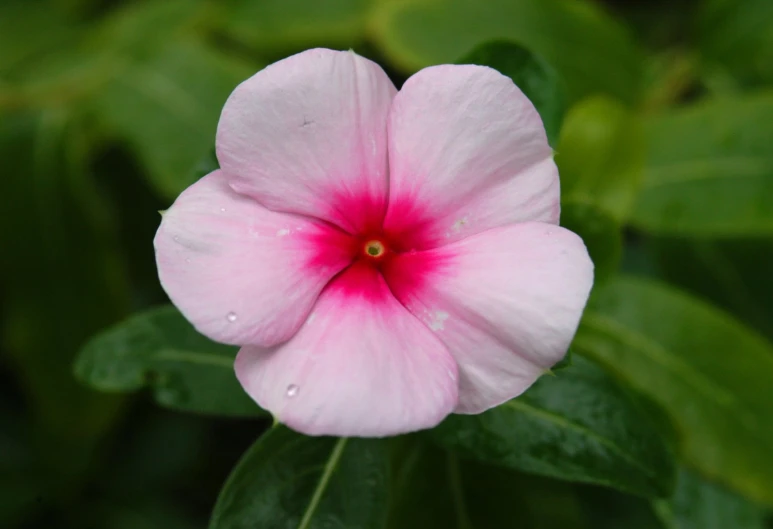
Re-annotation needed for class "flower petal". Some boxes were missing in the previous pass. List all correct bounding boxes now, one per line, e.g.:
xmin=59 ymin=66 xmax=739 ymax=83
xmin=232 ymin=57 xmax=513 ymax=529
xmin=384 ymin=64 xmax=559 ymax=249
xmin=384 ymin=222 xmax=593 ymax=413
xmin=217 ymin=48 xmax=396 ymax=234
xmin=235 ymin=263 xmax=459 ymax=437
xmin=154 ymin=170 xmax=354 ymax=347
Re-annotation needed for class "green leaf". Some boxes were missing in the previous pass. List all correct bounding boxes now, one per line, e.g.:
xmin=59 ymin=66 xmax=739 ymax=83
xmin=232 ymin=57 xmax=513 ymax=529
xmin=631 ymin=93 xmax=773 ymax=236
xmin=430 ymin=355 xmax=676 ymax=498
xmin=75 ymin=305 xmax=262 ymax=417
xmin=92 ymin=38 xmax=256 ymax=199
xmin=555 ymin=96 xmax=643 ymax=281
xmin=650 ymin=238 xmax=773 ymax=341
xmin=0 ymin=2 xmax=78 ymax=77
xmin=655 ymin=469 xmax=768 ymax=529
xmin=0 ymin=108 xmax=128 ymax=473
xmin=698 ymin=0 xmax=773 ymax=86
xmin=210 ymin=426 xmax=388 ymax=529
xmin=560 ymin=198 xmax=623 ymax=282
xmin=557 ymin=96 xmax=645 ymax=222
xmin=1 ymin=0 xmax=211 ymax=109
xmin=88 ymin=0 xmax=210 ymax=57
xmin=456 ymin=40 xmax=567 ymax=145
xmin=388 ymin=438 xmax=591 ymax=529
xmin=576 ymin=486 xmax=665 ymax=529
xmin=574 ymin=275 xmax=773 ymax=505
xmin=225 ymin=0 xmax=374 ymax=52
xmin=372 ymin=0 xmax=643 ymax=104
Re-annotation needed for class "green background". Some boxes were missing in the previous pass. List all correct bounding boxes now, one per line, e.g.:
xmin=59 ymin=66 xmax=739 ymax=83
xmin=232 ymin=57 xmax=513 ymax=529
xmin=2 ymin=0 xmax=773 ymax=527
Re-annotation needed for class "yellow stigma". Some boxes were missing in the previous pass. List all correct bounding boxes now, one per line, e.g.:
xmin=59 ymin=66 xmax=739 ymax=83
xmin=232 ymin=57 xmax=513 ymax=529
xmin=364 ymin=240 xmax=385 ymax=258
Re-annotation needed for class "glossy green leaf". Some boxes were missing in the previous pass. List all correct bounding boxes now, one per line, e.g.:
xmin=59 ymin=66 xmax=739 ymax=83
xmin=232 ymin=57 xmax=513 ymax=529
xmin=631 ymin=93 xmax=773 ymax=236
xmin=75 ymin=305 xmax=261 ymax=417
xmin=210 ymin=426 xmax=388 ymax=529
xmin=575 ymin=275 xmax=773 ymax=505
xmin=698 ymin=0 xmax=773 ymax=85
xmin=430 ymin=355 xmax=676 ymax=498
xmin=372 ymin=0 xmax=643 ymax=103
xmin=457 ymin=40 xmax=567 ymax=145
xmin=226 ymin=0 xmax=374 ymax=51
xmin=388 ymin=438 xmax=591 ymax=529
xmin=655 ymin=469 xmax=768 ymax=529
xmin=92 ymin=38 xmax=256 ymax=199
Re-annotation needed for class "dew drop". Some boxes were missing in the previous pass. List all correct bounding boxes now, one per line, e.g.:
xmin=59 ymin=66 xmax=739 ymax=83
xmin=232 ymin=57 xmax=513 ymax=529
xmin=226 ymin=312 xmax=237 ymax=322
xmin=220 ymin=207 xmax=226 ymax=213
xmin=286 ymin=384 xmax=299 ymax=397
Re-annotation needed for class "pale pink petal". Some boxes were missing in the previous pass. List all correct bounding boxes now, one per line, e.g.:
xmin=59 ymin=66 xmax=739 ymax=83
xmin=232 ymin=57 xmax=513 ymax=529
xmin=154 ymin=171 xmax=355 ymax=347
xmin=384 ymin=65 xmax=559 ymax=250
xmin=217 ymin=48 xmax=396 ymax=234
xmin=235 ymin=263 xmax=459 ymax=437
xmin=384 ymin=222 xmax=593 ymax=413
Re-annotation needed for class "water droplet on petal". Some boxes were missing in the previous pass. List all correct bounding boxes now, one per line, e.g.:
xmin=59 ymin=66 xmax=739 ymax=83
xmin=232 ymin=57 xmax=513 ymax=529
xmin=220 ymin=207 xmax=226 ymax=213
xmin=226 ymin=312 xmax=237 ymax=322
xmin=286 ymin=384 xmax=299 ymax=397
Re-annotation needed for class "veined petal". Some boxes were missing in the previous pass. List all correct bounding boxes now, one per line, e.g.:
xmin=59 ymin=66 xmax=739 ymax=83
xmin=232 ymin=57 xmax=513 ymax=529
xmin=217 ymin=48 xmax=396 ymax=234
xmin=384 ymin=222 xmax=593 ymax=413
xmin=235 ymin=264 xmax=459 ymax=437
xmin=384 ymin=64 xmax=559 ymax=249
xmin=154 ymin=171 xmax=354 ymax=347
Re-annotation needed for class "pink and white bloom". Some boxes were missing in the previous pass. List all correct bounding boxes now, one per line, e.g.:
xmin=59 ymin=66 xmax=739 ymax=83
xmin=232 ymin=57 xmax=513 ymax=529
xmin=155 ymin=49 xmax=593 ymax=437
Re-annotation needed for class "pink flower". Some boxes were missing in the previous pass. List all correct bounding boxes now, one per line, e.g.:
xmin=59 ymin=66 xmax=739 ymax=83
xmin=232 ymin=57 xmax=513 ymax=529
xmin=154 ymin=49 xmax=593 ymax=437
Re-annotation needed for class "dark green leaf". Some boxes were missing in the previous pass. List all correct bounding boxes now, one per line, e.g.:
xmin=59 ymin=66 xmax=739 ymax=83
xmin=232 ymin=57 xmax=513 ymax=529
xmin=430 ymin=355 xmax=676 ymax=498
xmin=650 ymin=238 xmax=773 ymax=340
xmin=388 ymin=438 xmax=591 ymax=529
xmin=75 ymin=305 xmax=261 ymax=417
xmin=0 ymin=108 xmax=128 ymax=466
xmin=575 ymin=275 xmax=773 ymax=505
xmin=210 ymin=426 xmax=388 ymax=529
xmin=698 ymin=0 xmax=773 ymax=86
xmin=576 ymin=486 xmax=665 ymax=529
xmin=372 ymin=0 xmax=643 ymax=103
xmin=632 ymin=93 xmax=773 ymax=236
xmin=655 ymin=469 xmax=767 ymax=529
xmin=457 ymin=40 xmax=567 ymax=145
xmin=560 ymin=198 xmax=623 ymax=282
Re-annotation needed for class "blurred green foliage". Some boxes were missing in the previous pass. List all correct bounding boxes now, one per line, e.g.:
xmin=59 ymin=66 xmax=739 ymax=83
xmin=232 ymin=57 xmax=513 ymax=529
xmin=2 ymin=0 xmax=773 ymax=528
